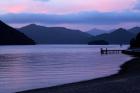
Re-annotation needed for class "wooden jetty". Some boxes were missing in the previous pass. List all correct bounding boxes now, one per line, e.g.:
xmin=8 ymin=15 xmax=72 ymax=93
xmin=122 ymin=50 xmax=140 ymax=56
xmin=100 ymin=48 xmax=124 ymax=54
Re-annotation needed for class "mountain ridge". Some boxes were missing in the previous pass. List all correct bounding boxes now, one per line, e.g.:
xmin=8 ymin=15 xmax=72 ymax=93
xmin=0 ymin=20 xmax=35 ymax=45
xmin=96 ymin=28 xmax=135 ymax=44
xmin=18 ymin=24 xmax=94 ymax=44
xmin=87 ymin=28 xmax=109 ymax=36
xmin=128 ymin=27 xmax=140 ymax=34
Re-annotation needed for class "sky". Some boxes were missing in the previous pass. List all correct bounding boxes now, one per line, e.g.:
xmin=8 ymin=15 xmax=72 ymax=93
xmin=0 ymin=0 xmax=140 ymax=31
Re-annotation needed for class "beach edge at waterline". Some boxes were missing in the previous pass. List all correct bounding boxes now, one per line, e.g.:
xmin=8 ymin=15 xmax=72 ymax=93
xmin=16 ymin=57 xmax=140 ymax=93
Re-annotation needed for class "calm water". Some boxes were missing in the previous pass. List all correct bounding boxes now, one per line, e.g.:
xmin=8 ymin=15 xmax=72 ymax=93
xmin=0 ymin=45 xmax=132 ymax=93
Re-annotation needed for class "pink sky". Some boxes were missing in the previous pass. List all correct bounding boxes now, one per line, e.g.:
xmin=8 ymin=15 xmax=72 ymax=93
xmin=0 ymin=0 xmax=138 ymax=14
xmin=0 ymin=0 xmax=140 ymax=30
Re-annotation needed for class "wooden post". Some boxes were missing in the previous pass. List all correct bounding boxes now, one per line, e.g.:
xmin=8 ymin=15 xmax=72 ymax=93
xmin=105 ymin=48 xmax=107 ymax=54
xmin=101 ymin=48 xmax=103 ymax=54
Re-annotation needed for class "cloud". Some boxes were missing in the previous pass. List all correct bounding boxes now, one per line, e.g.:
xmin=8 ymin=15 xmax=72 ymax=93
xmin=134 ymin=0 xmax=140 ymax=10
xmin=33 ymin=0 xmax=50 ymax=2
xmin=1 ymin=11 xmax=140 ymax=25
xmin=0 ymin=0 xmax=137 ymax=14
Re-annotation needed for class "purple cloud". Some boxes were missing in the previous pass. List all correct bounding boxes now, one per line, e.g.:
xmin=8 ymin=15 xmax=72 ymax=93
xmin=1 ymin=11 xmax=140 ymax=25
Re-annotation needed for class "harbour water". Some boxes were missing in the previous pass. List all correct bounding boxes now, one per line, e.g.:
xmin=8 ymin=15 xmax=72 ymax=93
xmin=0 ymin=45 xmax=132 ymax=93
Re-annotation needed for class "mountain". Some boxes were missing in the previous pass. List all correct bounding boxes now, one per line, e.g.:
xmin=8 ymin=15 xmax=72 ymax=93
xmin=18 ymin=24 xmax=94 ymax=44
xmin=87 ymin=28 xmax=108 ymax=36
xmin=0 ymin=20 xmax=35 ymax=45
xmin=128 ymin=27 xmax=140 ymax=34
xmin=96 ymin=28 xmax=135 ymax=44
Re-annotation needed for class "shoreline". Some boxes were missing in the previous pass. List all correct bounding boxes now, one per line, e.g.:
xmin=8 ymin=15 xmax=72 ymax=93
xmin=16 ymin=58 xmax=140 ymax=93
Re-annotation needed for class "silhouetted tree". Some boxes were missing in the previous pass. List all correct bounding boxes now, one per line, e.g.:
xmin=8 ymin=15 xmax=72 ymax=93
xmin=130 ymin=33 xmax=140 ymax=48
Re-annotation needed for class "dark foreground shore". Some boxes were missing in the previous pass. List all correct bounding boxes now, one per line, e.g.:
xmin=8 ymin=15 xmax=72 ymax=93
xmin=17 ymin=58 xmax=140 ymax=93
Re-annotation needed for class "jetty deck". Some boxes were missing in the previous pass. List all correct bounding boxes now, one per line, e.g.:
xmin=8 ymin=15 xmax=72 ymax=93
xmin=101 ymin=48 xmax=124 ymax=54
